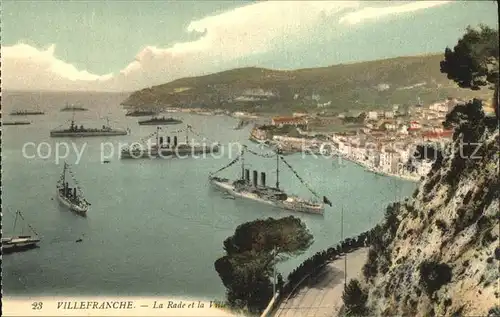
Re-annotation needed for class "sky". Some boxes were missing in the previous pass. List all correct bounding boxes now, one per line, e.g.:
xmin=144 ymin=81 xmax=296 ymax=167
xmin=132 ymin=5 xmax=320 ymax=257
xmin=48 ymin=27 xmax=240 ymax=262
xmin=2 ymin=0 xmax=498 ymax=92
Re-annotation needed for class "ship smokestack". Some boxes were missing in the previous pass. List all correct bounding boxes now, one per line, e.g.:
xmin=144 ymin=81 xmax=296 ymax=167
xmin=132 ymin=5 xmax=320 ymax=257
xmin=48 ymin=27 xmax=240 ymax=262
xmin=261 ymin=172 xmax=266 ymax=187
xmin=159 ymin=137 xmax=164 ymax=145
xmin=167 ymin=136 xmax=171 ymax=144
xmin=245 ymin=169 xmax=250 ymax=182
xmin=253 ymin=170 xmax=258 ymax=187
xmin=174 ymin=136 xmax=178 ymax=147
xmin=73 ymin=188 xmax=77 ymax=198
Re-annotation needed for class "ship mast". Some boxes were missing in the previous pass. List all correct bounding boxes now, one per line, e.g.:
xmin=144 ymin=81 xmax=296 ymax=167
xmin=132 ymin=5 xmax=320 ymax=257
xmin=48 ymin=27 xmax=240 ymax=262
xmin=156 ymin=126 xmax=161 ymax=148
xmin=241 ymin=147 xmax=245 ymax=180
xmin=276 ymin=149 xmax=280 ymax=189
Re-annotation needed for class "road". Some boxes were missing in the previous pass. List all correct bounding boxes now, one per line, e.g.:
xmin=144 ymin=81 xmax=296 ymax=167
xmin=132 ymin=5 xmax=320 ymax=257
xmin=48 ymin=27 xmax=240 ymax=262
xmin=273 ymin=248 xmax=368 ymax=317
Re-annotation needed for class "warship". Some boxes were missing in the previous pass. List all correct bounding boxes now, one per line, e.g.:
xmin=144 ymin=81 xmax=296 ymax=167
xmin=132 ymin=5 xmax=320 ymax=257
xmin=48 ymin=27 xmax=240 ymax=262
xmin=2 ymin=210 xmax=40 ymax=254
xmin=3 ymin=121 xmax=31 ymax=125
xmin=121 ymin=125 xmax=220 ymax=159
xmin=10 ymin=109 xmax=45 ymax=116
xmin=61 ymin=103 xmax=88 ymax=112
xmin=50 ymin=117 xmax=128 ymax=137
xmin=209 ymin=146 xmax=332 ymax=214
xmin=125 ymin=109 xmax=157 ymax=117
xmin=56 ymin=162 xmax=90 ymax=215
xmin=138 ymin=116 xmax=183 ymax=125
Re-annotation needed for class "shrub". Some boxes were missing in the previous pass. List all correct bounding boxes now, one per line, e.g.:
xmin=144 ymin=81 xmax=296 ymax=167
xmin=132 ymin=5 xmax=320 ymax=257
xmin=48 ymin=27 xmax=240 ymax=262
xmin=342 ymin=279 xmax=368 ymax=316
xmin=419 ymin=260 xmax=453 ymax=296
xmin=487 ymin=306 xmax=500 ymax=317
xmin=435 ymin=219 xmax=447 ymax=232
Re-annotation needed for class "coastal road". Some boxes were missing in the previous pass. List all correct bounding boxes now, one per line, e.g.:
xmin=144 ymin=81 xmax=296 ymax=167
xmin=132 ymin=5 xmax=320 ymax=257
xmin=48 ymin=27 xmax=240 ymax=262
xmin=273 ymin=248 xmax=368 ymax=317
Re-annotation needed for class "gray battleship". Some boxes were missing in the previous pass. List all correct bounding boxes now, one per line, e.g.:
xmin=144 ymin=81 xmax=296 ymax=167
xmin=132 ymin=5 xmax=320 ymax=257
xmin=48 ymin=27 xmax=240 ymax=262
xmin=50 ymin=118 xmax=128 ymax=137
xmin=121 ymin=125 xmax=219 ymax=159
xmin=138 ymin=116 xmax=183 ymax=125
xmin=10 ymin=109 xmax=45 ymax=116
xmin=209 ymin=147 xmax=331 ymax=214
xmin=3 ymin=121 xmax=31 ymax=126
xmin=61 ymin=103 xmax=88 ymax=112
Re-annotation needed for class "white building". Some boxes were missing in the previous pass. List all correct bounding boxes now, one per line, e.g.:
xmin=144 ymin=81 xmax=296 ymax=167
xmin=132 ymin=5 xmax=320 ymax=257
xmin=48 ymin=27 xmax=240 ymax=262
xmin=367 ymin=111 xmax=378 ymax=120
xmin=384 ymin=111 xmax=395 ymax=119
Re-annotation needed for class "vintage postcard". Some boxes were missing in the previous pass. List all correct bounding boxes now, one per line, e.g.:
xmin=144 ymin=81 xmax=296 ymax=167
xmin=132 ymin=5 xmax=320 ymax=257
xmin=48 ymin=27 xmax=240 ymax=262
xmin=1 ymin=1 xmax=499 ymax=316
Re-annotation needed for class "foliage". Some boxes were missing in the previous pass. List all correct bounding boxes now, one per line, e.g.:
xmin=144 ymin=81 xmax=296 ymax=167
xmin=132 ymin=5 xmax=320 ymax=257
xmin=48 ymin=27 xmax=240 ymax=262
xmin=214 ymin=216 xmax=313 ymax=314
xmin=440 ymin=25 xmax=499 ymax=90
xmin=419 ymin=260 xmax=452 ymax=297
xmin=487 ymin=306 xmax=500 ymax=317
xmin=342 ymin=279 xmax=368 ymax=316
xmin=443 ymin=98 xmax=485 ymax=130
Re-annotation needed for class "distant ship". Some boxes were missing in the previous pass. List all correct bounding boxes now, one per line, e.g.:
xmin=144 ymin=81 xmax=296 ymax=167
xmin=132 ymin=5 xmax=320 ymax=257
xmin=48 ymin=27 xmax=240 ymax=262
xmin=121 ymin=125 xmax=220 ymax=159
xmin=50 ymin=118 xmax=128 ymax=137
xmin=3 ymin=121 xmax=31 ymax=126
xmin=209 ymin=146 xmax=332 ymax=214
xmin=10 ymin=108 xmax=45 ymax=116
xmin=60 ymin=103 xmax=88 ymax=112
xmin=2 ymin=210 xmax=40 ymax=254
xmin=138 ymin=116 xmax=183 ymax=125
xmin=57 ymin=162 xmax=90 ymax=215
xmin=125 ymin=109 xmax=157 ymax=117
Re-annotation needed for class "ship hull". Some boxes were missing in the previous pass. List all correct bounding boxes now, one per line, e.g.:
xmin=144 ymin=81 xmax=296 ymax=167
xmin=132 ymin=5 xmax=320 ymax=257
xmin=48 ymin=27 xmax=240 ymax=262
xmin=57 ymin=191 xmax=88 ymax=215
xmin=121 ymin=144 xmax=220 ymax=159
xmin=10 ymin=112 xmax=45 ymax=116
xmin=209 ymin=178 xmax=323 ymax=215
xmin=50 ymin=130 xmax=127 ymax=137
xmin=138 ymin=121 xmax=183 ymax=125
xmin=61 ymin=108 xmax=88 ymax=112
xmin=126 ymin=112 xmax=156 ymax=117
xmin=3 ymin=122 xmax=31 ymax=125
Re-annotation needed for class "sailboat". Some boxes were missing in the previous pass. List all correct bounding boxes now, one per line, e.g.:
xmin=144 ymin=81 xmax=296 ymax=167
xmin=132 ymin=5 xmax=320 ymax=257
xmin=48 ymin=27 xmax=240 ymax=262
xmin=209 ymin=146 xmax=332 ymax=214
xmin=56 ymin=162 xmax=90 ymax=215
xmin=2 ymin=210 xmax=40 ymax=254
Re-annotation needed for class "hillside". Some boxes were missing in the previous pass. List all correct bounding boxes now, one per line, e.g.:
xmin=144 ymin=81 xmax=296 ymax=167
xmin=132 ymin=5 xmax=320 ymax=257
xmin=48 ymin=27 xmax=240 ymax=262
xmin=121 ymin=54 xmax=488 ymax=114
xmin=357 ymin=105 xmax=499 ymax=316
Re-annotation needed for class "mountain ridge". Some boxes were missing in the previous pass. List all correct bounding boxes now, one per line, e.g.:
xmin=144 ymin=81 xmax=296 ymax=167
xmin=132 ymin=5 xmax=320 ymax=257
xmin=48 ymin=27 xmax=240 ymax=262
xmin=121 ymin=53 xmax=489 ymax=113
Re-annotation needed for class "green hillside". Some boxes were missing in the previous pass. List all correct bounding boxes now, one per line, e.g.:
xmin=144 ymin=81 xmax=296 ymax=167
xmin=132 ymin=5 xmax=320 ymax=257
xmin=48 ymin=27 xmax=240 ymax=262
xmin=122 ymin=54 xmax=489 ymax=114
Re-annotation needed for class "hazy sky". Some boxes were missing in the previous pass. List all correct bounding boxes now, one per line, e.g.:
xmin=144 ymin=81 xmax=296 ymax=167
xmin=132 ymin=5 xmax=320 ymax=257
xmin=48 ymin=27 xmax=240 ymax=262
xmin=2 ymin=1 xmax=497 ymax=92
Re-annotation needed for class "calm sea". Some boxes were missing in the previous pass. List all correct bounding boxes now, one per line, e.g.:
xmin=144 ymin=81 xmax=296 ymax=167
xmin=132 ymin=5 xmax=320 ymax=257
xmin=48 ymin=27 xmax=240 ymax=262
xmin=2 ymin=91 xmax=416 ymax=299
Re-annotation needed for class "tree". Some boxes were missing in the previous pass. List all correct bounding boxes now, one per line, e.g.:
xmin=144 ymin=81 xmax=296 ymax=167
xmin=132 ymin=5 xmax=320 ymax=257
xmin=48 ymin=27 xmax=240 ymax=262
xmin=440 ymin=24 xmax=499 ymax=118
xmin=214 ymin=216 xmax=313 ymax=313
xmin=342 ymin=279 xmax=368 ymax=316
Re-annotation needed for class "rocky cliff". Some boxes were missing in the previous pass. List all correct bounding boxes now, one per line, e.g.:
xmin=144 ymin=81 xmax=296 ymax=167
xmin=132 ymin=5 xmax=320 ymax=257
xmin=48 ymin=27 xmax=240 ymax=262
xmin=360 ymin=103 xmax=499 ymax=316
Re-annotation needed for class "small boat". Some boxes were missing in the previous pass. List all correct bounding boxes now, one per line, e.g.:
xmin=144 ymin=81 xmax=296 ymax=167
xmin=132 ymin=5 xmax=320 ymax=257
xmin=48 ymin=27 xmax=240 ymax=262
xmin=125 ymin=109 xmax=157 ymax=117
xmin=138 ymin=116 xmax=183 ymax=125
xmin=50 ymin=116 xmax=128 ymax=137
xmin=56 ymin=162 xmax=90 ymax=215
xmin=60 ymin=103 xmax=88 ymax=112
xmin=209 ymin=146 xmax=331 ymax=214
xmin=2 ymin=210 xmax=40 ymax=254
xmin=3 ymin=121 xmax=31 ymax=126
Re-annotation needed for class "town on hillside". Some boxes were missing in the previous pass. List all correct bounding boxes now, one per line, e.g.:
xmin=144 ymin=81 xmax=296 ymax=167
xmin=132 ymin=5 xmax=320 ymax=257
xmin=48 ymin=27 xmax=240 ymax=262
xmin=248 ymin=96 xmax=496 ymax=182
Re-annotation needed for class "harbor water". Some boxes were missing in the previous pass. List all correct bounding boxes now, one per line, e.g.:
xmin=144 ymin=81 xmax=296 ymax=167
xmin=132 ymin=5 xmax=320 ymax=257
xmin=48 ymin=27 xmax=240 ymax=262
xmin=2 ymin=91 xmax=417 ymax=298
